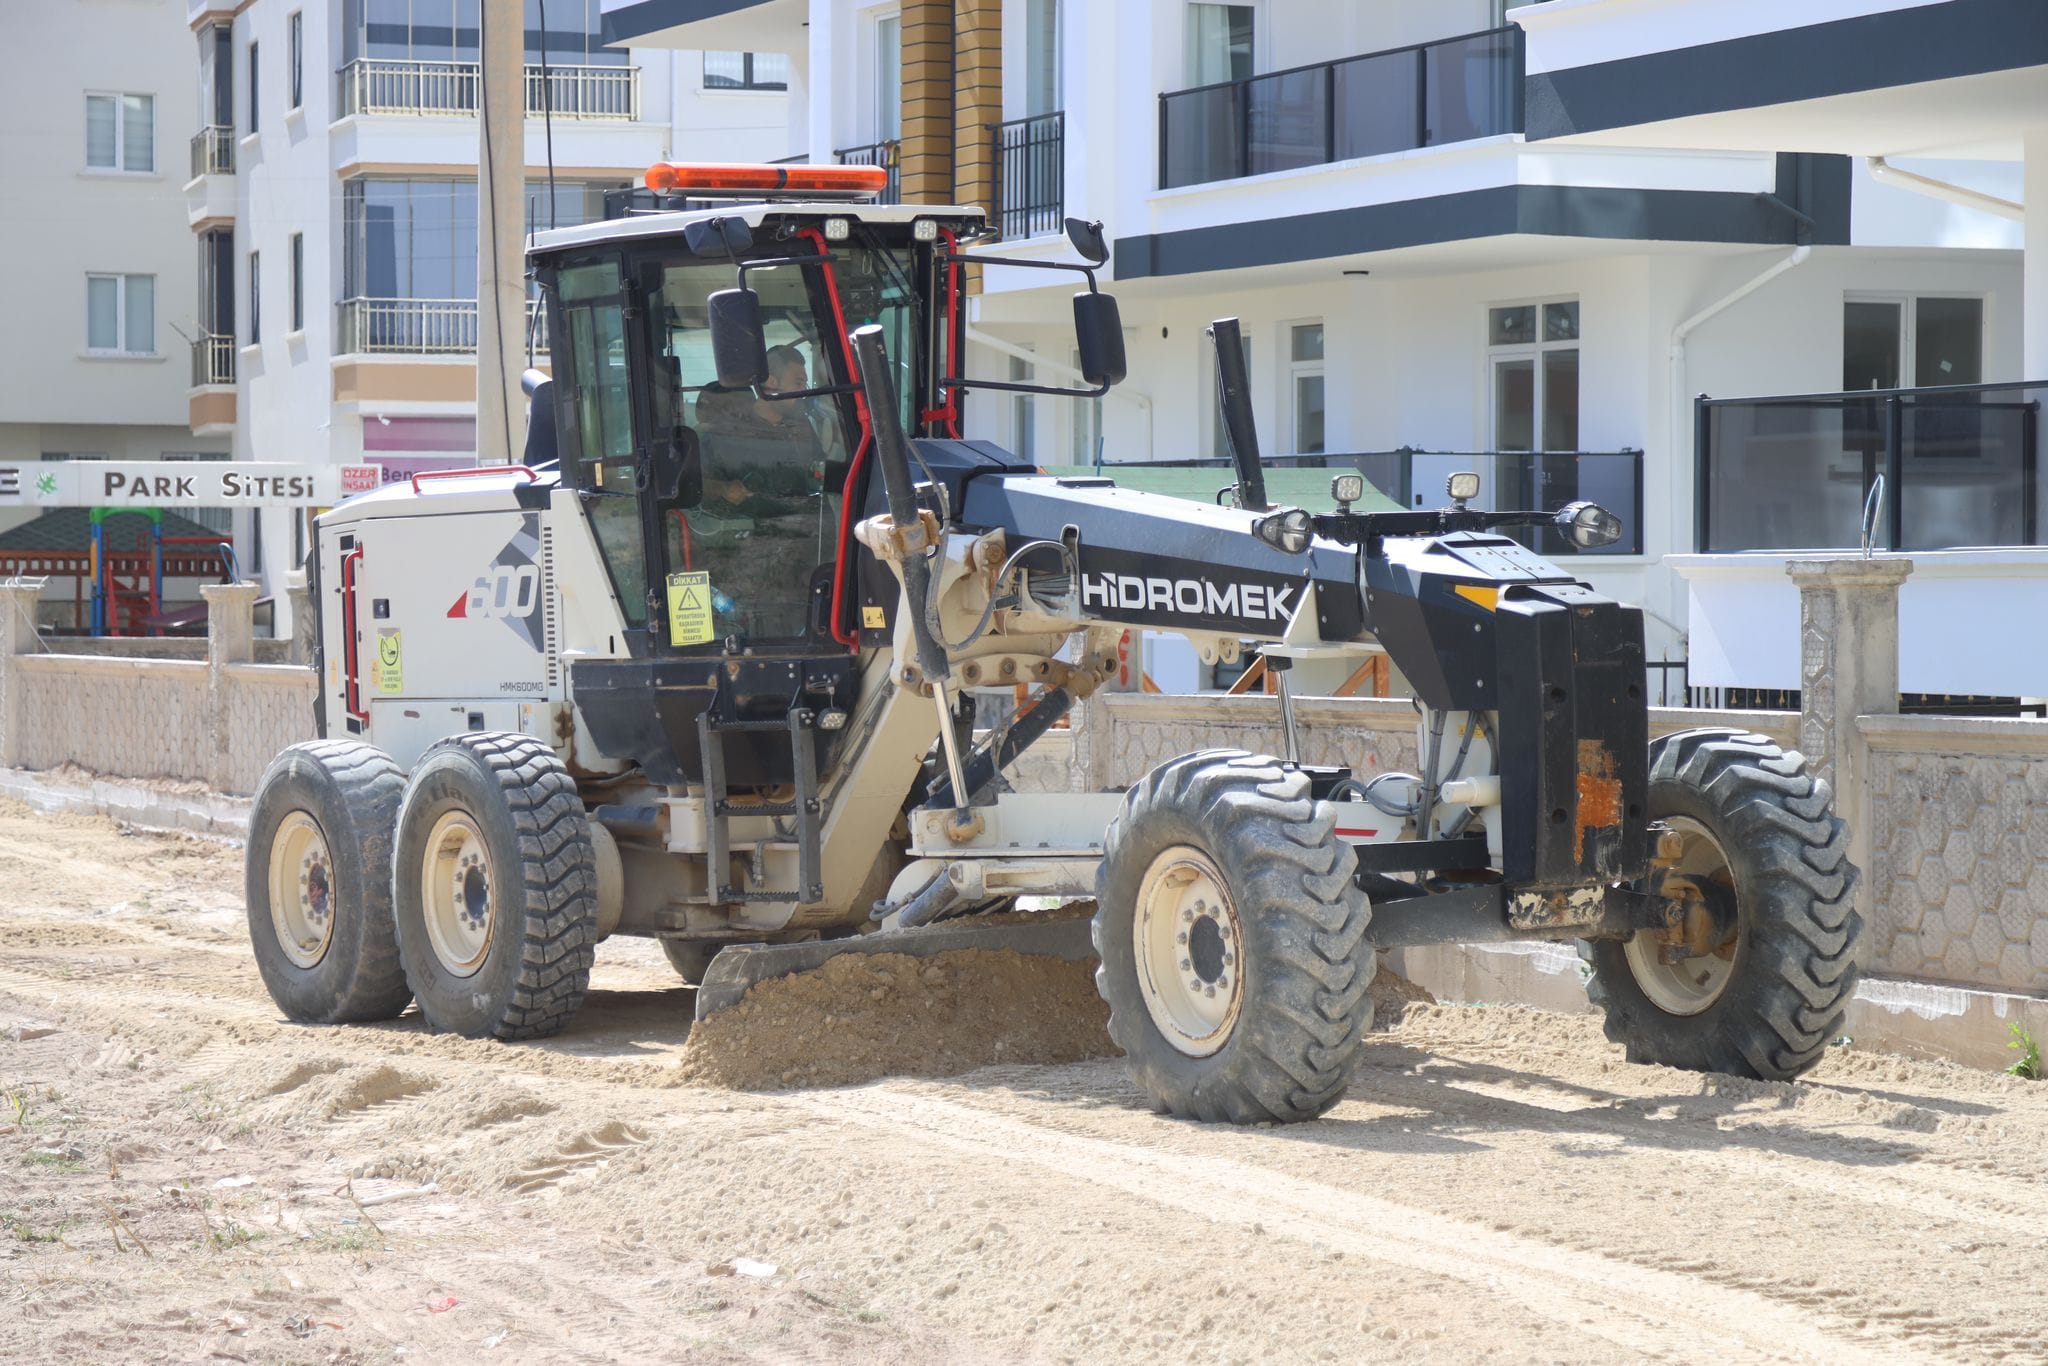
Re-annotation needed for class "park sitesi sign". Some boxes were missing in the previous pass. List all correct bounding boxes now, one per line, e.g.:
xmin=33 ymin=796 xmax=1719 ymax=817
xmin=0 ymin=462 xmax=379 ymax=509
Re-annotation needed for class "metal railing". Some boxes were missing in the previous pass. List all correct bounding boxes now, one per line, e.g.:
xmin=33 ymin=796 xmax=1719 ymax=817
xmin=991 ymin=111 xmax=1063 ymax=239
xmin=190 ymin=333 xmax=235 ymax=387
xmin=1696 ymin=380 xmax=2043 ymax=552
xmin=337 ymin=59 xmax=638 ymax=120
xmin=189 ymin=126 xmax=235 ymax=178
xmin=336 ymin=297 xmax=549 ymax=355
xmin=834 ymin=140 xmax=901 ymax=204
xmin=1095 ymin=449 xmax=1642 ymax=555
xmin=1159 ymin=25 xmax=1524 ymax=189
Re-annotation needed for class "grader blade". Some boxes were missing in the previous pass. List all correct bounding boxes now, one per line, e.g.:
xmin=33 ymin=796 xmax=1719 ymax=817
xmin=692 ymin=916 xmax=1098 ymax=1021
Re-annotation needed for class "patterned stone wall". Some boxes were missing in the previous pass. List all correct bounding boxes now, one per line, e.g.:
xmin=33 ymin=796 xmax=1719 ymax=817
xmin=14 ymin=656 xmax=213 ymax=784
xmin=1862 ymin=716 xmax=2048 ymax=993
xmin=221 ymin=665 xmax=320 ymax=795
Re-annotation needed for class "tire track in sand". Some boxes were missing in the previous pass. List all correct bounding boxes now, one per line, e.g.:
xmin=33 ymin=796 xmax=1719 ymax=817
xmin=799 ymin=1086 xmax=1938 ymax=1365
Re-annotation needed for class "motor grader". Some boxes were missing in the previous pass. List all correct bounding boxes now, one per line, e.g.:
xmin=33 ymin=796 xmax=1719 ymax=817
xmin=245 ymin=161 xmax=1862 ymax=1122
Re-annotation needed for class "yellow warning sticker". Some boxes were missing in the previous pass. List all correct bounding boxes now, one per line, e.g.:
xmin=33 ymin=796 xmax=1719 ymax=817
xmin=862 ymin=604 xmax=887 ymax=629
xmin=375 ymin=629 xmax=404 ymax=693
xmin=667 ymin=571 xmax=714 ymax=645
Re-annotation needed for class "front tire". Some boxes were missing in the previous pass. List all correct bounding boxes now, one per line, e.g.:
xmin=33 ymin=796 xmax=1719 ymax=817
xmin=1584 ymin=729 xmax=1861 ymax=1081
xmin=245 ymin=741 xmax=412 ymax=1023
xmin=1093 ymin=751 xmax=1374 ymax=1123
xmin=392 ymin=733 xmax=598 ymax=1040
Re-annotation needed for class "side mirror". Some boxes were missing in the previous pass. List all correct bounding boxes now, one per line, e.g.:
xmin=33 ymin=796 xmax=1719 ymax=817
xmin=1064 ymin=217 xmax=1110 ymax=267
xmin=1555 ymin=500 xmax=1624 ymax=550
xmin=1073 ymin=292 xmax=1126 ymax=388
xmin=684 ymin=216 xmax=755 ymax=257
xmin=706 ymin=288 xmax=769 ymax=389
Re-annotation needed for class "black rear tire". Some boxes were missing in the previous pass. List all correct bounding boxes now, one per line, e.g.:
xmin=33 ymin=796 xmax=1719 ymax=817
xmin=392 ymin=733 xmax=598 ymax=1040
xmin=1583 ymin=729 xmax=1861 ymax=1081
xmin=1093 ymin=751 xmax=1375 ymax=1123
xmin=246 ymin=740 xmax=412 ymax=1024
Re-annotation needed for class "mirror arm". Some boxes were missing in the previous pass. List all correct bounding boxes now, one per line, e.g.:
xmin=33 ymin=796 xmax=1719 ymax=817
xmin=938 ymin=252 xmax=1101 ymax=292
xmin=937 ymin=373 xmax=1112 ymax=400
xmin=735 ymin=249 xmax=839 ymax=286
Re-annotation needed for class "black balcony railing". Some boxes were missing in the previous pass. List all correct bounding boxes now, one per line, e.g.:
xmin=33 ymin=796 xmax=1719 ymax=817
xmin=1696 ymin=380 xmax=2043 ymax=552
xmin=991 ymin=111 xmax=1063 ymax=238
xmin=1098 ymin=449 xmax=1641 ymax=556
xmin=1159 ymin=26 xmax=1524 ymax=190
xmin=834 ymin=140 xmax=901 ymax=204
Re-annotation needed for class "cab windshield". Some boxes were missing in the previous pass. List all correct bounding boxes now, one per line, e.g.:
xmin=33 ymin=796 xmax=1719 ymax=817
xmin=645 ymin=240 xmax=919 ymax=644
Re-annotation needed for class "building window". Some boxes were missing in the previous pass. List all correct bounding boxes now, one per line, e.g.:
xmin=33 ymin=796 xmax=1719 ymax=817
xmin=248 ymin=41 xmax=260 ymax=132
xmin=1488 ymin=299 xmax=1578 ymax=452
xmin=1185 ymin=3 xmax=1254 ymax=85
xmin=289 ymin=233 xmax=305 ymax=333
xmin=1024 ymin=0 xmax=1061 ymax=116
xmin=288 ymin=12 xmax=304 ymax=109
xmin=86 ymin=274 xmax=154 ymax=354
xmin=85 ymin=93 xmax=154 ymax=172
xmin=874 ymin=14 xmax=900 ymax=142
xmin=343 ymin=179 xmax=480 ymax=301
xmin=341 ymin=0 xmax=623 ymax=68
xmin=1010 ymin=352 xmax=1036 ymax=461
xmin=201 ymin=25 xmax=234 ymax=126
xmin=704 ymin=52 xmax=790 ymax=91
xmin=249 ymin=251 xmax=261 ymax=345
xmin=1069 ymin=347 xmax=1101 ymax=464
xmin=1843 ymin=295 xmax=1984 ymax=391
xmin=1284 ymin=320 xmax=1324 ymax=455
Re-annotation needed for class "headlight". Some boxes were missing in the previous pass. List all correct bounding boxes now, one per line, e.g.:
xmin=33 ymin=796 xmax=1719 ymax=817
xmin=823 ymin=217 xmax=851 ymax=241
xmin=1446 ymin=471 xmax=1481 ymax=503
xmin=912 ymin=218 xmax=939 ymax=242
xmin=1329 ymin=473 xmax=1365 ymax=507
xmin=1252 ymin=507 xmax=1313 ymax=555
xmin=1555 ymin=500 xmax=1624 ymax=549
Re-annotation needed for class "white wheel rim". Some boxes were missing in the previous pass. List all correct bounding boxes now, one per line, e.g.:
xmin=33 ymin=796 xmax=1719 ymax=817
xmin=1133 ymin=846 xmax=1245 ymax=1057
xmin=421 ymin=811 xmax=495 ymax=978
xmin=267 ymin=810 xmax=337 ymax=969
xmin=1624 ymin=815 xmax=1739 ymax=1016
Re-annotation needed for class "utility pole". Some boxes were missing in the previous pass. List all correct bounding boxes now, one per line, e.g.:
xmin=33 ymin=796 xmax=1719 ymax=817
xmin=476 ymin=0 xmax=526 ymax=464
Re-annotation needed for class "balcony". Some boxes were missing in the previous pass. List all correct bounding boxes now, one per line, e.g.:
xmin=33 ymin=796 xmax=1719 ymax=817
xmin=190 ymin=334 xmax=235 ymax=387
xmin=337 ymin=59 xmax=639 ymax=121
xmin=991 ymin=112 xmax=1063 ymax=239
xmin=1159 ymin=26 xmax=1523 ymax=190
xmin=1092 ymin=449 xmax=1642 ymax=556
xmin=1697 ymin=381 xmax=2043 ymax=552
xmin=189 ymin=126 xmax=235 ymax=179
xmin=834 ymin=141 xmax=900 ymax=205
xmin=337 ymin=298 xmax=550 ymax=355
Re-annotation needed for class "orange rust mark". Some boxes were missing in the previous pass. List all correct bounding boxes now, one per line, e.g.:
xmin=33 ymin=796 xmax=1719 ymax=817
xmin=1575 ymin=739 xmax=1622 ymax=864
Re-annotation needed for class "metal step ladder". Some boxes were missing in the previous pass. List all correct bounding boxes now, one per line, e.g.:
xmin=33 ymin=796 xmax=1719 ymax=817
xmin=695 ymin=707 xmax=824 ymax=905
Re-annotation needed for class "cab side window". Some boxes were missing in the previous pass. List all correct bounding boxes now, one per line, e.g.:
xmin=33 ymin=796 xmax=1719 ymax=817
xmin=560 ymin=263 xmax=649 ymax=626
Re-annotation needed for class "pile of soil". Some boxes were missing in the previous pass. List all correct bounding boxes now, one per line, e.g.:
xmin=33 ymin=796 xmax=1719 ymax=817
xmin=675 ymin=948 xmax=1116 ymax=1090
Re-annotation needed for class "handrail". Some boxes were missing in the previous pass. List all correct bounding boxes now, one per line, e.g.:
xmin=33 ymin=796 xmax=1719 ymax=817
xmin=1158 ymin=23 xmax=1523 ymax=189
xmin=1700 ymin=377 xmax=2048 ymax=406
xmin=410 ymin=465 xmax=539 ymax=493
xmin=337 ymin=57 xmax=638 ymax=120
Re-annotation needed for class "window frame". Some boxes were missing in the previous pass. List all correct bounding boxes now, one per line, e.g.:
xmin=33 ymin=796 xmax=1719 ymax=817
xmin=84 ymin=273 xmax=156 ymax=356
xmin=249 ymin=250 xmax=262 ymax=346
xmin=248 ymin=40 xmax=260 ymax=134
xmin=288 ymin=12 xmax=304 ymax=111
xmin=1841 ymin=291 xmax=1988 ymax=390
xmin=84 ymin=92 xmax=155 ymax=174
xmin=1485 ymin=296 xmax=1579 ymax=454
xmin=702 ymin=51 xmax=790 ymax=92
xmin=1183 ymin=0 xmax=1259 ymax=86
xmin=289 ymin=233 xmax=305 ymax=334
xmin=1281 ymin=317 xmax=1325 ymax=456
xmin=871 ymin=11 xmax=902 ymax=143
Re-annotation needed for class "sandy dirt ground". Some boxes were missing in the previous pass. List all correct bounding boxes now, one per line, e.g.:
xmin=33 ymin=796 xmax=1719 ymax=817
xmin=5 ymin=799 xmax=2048 ymax=1364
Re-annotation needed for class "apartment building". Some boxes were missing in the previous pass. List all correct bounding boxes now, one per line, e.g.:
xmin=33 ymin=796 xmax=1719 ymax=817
xmin=0 ymin=0 xmax=231 ymax=542
xmin=184 ymin=0 xmax=792 ymax=620
xmin=602 ymin=0 xmax=2043 ymax=688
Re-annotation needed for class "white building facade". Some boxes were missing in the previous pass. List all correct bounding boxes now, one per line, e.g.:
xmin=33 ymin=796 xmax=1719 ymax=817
xmin=183 ymin=0 xmax=792 ymax=622
xmin=1 ymin=0 xmax=232 ymax=540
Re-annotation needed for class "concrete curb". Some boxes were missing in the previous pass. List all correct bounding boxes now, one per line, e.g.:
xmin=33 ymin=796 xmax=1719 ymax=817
xmin=1393 ymin=940 xmax=2048 ymax=1075
xmin=0 ymin=767 xmax=251 ymax=839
